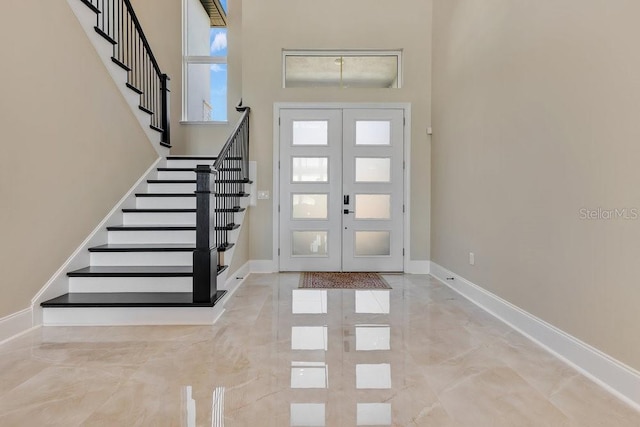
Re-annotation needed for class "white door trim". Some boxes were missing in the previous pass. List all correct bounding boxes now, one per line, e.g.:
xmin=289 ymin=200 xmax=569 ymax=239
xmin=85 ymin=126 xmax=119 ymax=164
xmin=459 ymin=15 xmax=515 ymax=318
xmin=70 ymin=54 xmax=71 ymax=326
xmin=273 ymin=102 xmax=412 ymax=272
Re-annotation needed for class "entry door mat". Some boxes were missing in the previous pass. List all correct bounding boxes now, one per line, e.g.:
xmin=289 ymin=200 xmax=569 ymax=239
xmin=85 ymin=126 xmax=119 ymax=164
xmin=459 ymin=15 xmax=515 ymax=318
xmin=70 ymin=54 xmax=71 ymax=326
xmin=299 ymin=272 xmax=391 ymax=289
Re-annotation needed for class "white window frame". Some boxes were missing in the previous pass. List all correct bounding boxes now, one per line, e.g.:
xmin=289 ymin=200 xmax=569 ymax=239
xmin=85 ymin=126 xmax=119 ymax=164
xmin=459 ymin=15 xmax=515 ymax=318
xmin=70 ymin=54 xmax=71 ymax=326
xmin=282 ymin=49 xmax=403 ymax=89
xmin=181 ymin=0 xmax=228 ymax=124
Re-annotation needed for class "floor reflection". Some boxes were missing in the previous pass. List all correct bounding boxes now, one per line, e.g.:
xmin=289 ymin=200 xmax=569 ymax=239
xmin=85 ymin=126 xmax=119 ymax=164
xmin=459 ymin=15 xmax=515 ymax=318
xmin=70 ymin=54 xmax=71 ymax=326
xmin=287 ymin=288 xmax=395 ymax=426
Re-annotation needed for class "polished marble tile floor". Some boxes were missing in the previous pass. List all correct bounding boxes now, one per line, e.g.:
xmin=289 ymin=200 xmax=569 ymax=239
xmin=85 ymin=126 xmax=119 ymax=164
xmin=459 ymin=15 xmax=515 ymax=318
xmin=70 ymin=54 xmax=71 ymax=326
xmin=1 ymin=274 xmax=639 ymax=426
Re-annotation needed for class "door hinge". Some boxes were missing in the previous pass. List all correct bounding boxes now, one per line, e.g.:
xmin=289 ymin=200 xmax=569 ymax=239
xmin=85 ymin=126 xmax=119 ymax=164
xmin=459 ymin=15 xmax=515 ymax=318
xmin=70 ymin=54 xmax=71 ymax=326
xmin=403 ymin=204 xmax=405 ymax=213
xmin=403 ymin=161 xmax=406 ymax=170
xmin=278 ymin=160 xmax=280 ymax=169
xmin=403 ymin=117 xmax=406 ymax=126
xmin=278 ymin=248 xmax=280 ymax=256
xmin=278 ymin=204 xmax=280 ymax=213
xmin=279 ymin=117 xmax=281 ymax=126
xmin=403 ymin=248 xmax=405 ymax=256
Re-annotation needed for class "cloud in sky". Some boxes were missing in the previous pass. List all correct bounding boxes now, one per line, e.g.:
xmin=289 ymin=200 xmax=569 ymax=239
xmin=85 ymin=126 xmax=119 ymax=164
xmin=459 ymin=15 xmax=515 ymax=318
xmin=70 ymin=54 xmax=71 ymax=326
xmin=210 ymin=32 xmax=227 ymax=53
xmin=210 ymin=64 xmax=224 ymax=72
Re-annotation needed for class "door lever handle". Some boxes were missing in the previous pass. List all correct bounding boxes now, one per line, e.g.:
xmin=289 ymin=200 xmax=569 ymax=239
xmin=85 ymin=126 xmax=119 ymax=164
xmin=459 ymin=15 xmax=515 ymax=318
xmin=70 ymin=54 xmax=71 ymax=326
xmin=344 ymin=209 xmax=354 ymax=214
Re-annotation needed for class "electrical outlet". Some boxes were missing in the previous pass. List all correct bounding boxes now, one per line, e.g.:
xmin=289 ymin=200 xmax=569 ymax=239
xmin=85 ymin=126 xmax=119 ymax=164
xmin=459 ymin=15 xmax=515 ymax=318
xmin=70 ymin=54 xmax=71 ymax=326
xmin=469 ymin=252 xmax=475 ymax=266
xmin=257 ymin=190 xmax=270 ymax=200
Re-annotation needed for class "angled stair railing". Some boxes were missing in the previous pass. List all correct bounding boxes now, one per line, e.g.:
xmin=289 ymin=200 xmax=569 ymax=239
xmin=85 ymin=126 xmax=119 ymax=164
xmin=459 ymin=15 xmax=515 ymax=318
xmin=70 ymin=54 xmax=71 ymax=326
xmin=82 ymin=0 xmax=171 ymax=147
xmin=194 ymin=104 xmax=251 ymax=303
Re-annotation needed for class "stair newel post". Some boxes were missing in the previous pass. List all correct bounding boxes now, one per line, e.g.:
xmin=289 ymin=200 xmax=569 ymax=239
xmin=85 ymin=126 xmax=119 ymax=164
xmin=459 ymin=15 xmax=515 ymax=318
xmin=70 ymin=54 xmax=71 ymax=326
xmin=193 ymin=164 xmax=217 ymax=303
xmin=160 ymin=73 xmax=171 ymax=147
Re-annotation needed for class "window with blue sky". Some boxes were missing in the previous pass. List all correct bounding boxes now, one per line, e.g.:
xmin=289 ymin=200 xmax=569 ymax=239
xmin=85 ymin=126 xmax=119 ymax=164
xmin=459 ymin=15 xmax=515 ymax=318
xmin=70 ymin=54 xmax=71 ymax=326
xmin=184 ymin=0 xmax=228 ymax=122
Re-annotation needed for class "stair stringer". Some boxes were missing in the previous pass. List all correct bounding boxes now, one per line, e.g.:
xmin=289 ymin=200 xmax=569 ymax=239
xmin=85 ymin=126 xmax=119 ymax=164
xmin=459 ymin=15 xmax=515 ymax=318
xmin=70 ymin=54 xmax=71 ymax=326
xmin=31 ymin=158 xmax=166 ymax=325
xmin=65 ymin=0 xmax=169 ymax=157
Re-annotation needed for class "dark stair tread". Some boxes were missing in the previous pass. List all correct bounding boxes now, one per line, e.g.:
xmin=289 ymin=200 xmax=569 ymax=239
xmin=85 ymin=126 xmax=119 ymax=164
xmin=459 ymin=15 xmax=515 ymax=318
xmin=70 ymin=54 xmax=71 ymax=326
xmin=150 ymin=125 xmax=164 ymax=133
xmin=80 ymin=0 xmax=100 ymax=14
xmin=215 ymin=207 xmax=245 ymax=213
xmin=217 ymin=243 xmax=235 ymax=252
xmin=122 ymin=208 xmax=196 ymax=213
xmin=147 ymin=180 xmax=196 ymax=184
xmin=135 ymin=193 xmax=196 ymax=197
xmin=89 ymin=244 xmax=196 ymax=252
xmin=40 ymin=291 xmax=226 ymax=308
xmin=126 ymin=83 xmax=143 ymax=94
xmin=107 ymin=225 xmax=195 ymax=231
xmin=218 ymin=265 xmax=228 ymax=274
xmin=216 ymin=192 xmax=250 ymax=198
xmin=139 ymin=105 xmax=153 ymax=115
xmin=215 ymin=223 xmax=240 ymax=231
xmin=216 ymin=179 xmax=253 ymax=184
xmin=157 ymin=167 xmax=198 ymax=172
xmin=167 ymin=156 xmax=218 ymax=160
xmin=111 ymin=57 xmax=130 ymax=72
xmin=94 ymin=27 xmax=116 ymax=45
xmin=67 ymin=266 xmax=193 ymax=277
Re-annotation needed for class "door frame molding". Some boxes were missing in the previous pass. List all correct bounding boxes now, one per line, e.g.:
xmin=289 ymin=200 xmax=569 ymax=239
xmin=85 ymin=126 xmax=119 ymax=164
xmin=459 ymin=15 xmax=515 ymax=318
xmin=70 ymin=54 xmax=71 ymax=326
xmin=273 ymin=102 xmax=412 ymax=272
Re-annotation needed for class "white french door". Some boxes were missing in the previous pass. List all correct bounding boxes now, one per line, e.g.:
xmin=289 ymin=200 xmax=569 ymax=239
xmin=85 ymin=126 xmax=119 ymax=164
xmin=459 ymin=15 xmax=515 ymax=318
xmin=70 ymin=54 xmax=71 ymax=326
xmin=279 ymin=107 xmax=404 ymax=272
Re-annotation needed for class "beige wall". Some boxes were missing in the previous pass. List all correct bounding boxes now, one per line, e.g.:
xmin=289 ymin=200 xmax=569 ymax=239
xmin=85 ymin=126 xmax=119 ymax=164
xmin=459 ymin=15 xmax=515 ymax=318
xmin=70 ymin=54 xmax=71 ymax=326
xmin=0 ymin=0 xmax=157 ymax=318
xmin=432 ymin=0 xmax=640 ymax=370
xmin=242 ymin=0 xmax=432 ymax=261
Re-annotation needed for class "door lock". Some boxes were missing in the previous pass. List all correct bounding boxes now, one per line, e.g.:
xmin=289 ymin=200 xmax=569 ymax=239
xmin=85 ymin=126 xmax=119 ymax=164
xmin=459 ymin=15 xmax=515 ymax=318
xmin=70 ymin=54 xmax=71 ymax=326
xmin=343 ymin=209 xmax=354 ymax=214
xmin=343 ymin=195 xmax=350 ymax=205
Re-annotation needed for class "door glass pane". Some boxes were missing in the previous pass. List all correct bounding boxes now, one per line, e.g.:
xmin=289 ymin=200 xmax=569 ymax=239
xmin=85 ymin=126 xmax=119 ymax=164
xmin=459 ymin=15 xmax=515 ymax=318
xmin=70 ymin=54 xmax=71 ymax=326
xmin=355 ymin=194 xmax=391 ymax=219
xmin=356 ymin=121 xmax=391 ymax=145
xmin=293 ymin=121 xmax=328 ymax=145
xmin=355 ymin=158 xmax=391 ymax=182
xmin=292 ymin=158 xmax=328 ymax=182
xmin=355 ymin=231 xmax=390 ymax=256
xmin=293 ymin=231 xmax=328 ymax=256
xmin=357 ymin=403 xmax=392 ymax=426
xmin=292 ymin=194 xmax=328 ymax=219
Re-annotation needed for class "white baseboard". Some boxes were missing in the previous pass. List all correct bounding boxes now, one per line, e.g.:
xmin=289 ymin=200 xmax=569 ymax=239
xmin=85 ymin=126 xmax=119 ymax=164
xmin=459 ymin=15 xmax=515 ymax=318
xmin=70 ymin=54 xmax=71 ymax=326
xmin=0 ymin=308 xmax=37 ymax=345
xmin=405 ymin=260 xmax=431 ymax=274
xmin=430 ymin=262 xmax=640 ymax=411
xmin=250 ymin=260 xmax=278 ymax=273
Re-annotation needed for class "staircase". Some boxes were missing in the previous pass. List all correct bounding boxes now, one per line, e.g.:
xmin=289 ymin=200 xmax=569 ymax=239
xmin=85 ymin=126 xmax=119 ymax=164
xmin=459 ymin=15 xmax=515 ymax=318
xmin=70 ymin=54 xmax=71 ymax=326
xmin=40 ymin=151 xmax=251 ymax=325
xmin=38 ymin=0 xmax=252 ymax=325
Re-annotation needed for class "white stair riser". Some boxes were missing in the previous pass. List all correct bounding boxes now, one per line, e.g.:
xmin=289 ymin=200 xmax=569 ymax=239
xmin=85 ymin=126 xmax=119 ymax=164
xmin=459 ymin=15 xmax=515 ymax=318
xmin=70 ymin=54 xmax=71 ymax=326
xmin=123 ymin=212 xmax=196 ymax=225
xmin=42 ymin=306 xmax=225 ymax=326
xmin=166 ymin=159 xmax=216 ymax=168
xmin=108 ymin=230 xmax=196 ymax=244
xmin=69 ymin=276 xmax=192 ymax=293
xmin=158 ymin=171 xmax=197 ymax=180
xmin=147 ymin=183 xmax=196 ymax=193
xmin=90 ymin=251 xmax=193 ymax=267
xmin=136 ymin=197 xmax=196 ymax=209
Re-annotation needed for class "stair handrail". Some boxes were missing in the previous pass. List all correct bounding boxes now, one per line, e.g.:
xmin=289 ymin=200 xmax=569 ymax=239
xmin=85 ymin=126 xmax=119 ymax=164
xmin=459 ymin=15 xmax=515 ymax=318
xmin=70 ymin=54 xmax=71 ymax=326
xmin=88 ymin=0 xmax=171 ymax=147
xmin=193 ymin=102 xmax=250 ymax=303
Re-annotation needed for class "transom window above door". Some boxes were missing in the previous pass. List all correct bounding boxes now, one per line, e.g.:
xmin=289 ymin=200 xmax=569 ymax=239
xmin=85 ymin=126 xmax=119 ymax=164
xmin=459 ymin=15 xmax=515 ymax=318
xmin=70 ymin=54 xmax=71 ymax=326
xmin=282 ymin=50 xmax=402 ymax=89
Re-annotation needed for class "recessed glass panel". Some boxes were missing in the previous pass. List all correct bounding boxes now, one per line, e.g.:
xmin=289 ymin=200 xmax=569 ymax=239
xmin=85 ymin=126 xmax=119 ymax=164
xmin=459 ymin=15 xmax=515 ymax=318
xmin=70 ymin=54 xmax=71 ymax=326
xmin=292 ymin=231 xmax=328 ymax=256
xmin=293 ymin=121 xmax=328 ymax=146
xmin=356 ymin=121 xmax=391 ymax=145
xmin=355 ymin=291 xmax=390 ymax=314
xmin=355 ymin=231 xmax=390 ymax=256
xmin=356 ymin=364 xmax=391 ymax=389
xmin=355 ymin=158 xmax=391 ymax=182
xmin=293 ymin=194 xmax=328 ymax=219
xmin=291 ymin=403 xmax=326 ymax=427
xmin=357 ymin=403 xmax=392 ymax=426
xmin=355 ymin=194 xmax=391 ymax=219
xmin=292 ymin=158 xmax=328 ymax=182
